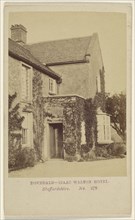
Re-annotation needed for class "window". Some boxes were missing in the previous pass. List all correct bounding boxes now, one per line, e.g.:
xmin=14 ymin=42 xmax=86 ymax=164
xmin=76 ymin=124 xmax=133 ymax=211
xmin=49 ymin=78 xmax=56 ymax=94
xmin=97 ymin=113 xmax=112 ymax=144
xmin=22 ymin=128 xmax=27 ymax=144
xmin=81 ymin=121 xmax=86 ymax=145
xmin=21 ymin=64 xmax=32 ymax=102
xmin=22 ymin=112 xmax=33 ymax=147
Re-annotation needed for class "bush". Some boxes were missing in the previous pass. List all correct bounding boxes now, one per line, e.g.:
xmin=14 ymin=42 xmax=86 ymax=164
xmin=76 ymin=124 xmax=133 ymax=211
xmin=64 ymin=143 xmax=76 ymax=156
xmin=81 ymin=144 xmax=90 ymax=154
xmin=81 ymin=149 xmax=96 ymax=161
xmin=15 ymin=147 xmax=37 ymax=169
xmin=95 ymin=146 xmax=109 ymax=158
xmin=8 ymin=133 xmax=22 ymax=169
xmin=65 ymin=155 xmax=77 ymax=162
xmin=108 ymin=143 xmax=126 ymax=157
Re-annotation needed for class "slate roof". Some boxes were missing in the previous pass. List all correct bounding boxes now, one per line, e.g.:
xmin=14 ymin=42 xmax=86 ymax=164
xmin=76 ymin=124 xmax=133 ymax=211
xmin=8 ymin=38 xmax=61 ymax=80
xmin=26 ymin=36 xmax=93 ymax=65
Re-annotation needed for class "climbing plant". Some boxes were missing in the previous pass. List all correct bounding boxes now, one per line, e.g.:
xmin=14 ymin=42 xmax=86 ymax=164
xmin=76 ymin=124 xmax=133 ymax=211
xmin=8 ymin=92 xmax=24 ymax=168
xmin=84 ymin=98 xmax=97 ymax=150
xmin=33 ymin=70 xmax=44 ymax=160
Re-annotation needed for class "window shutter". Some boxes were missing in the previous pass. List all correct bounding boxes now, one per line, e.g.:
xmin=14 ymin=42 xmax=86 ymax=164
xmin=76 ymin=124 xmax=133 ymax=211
xmin=97 ymin=113 xmax=112 ymax=144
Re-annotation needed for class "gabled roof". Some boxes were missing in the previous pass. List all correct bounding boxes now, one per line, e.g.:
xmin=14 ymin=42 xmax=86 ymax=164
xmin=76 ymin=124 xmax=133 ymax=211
xmin=8 ymin=38 xmax=61 ymax=81
xmin=26 ymin=35 xmax=94 ymax=65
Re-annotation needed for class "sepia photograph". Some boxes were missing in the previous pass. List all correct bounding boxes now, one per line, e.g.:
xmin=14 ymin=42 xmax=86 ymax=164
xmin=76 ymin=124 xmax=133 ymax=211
xmin=7 ymin=11 xmax=128 ymax=178
xmin=2 ymin=2 xmax=133 ymax=218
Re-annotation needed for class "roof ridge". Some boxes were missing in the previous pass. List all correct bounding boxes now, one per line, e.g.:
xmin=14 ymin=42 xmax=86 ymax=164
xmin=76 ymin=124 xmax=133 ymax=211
xmin=27 ymin=35 xmax=92 ymax=46
xmin=8 ymin=38 xmax=61 ymax=80
xmin=85 ymin=36 xmax=92 ymax=56
xmin=9 ymin=38 xmax=47 ymax=67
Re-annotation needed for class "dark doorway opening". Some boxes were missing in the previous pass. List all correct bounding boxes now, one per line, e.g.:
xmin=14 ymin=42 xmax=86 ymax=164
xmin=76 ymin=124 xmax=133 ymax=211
xmin=49 ymin=123 xmax=64 ymax=159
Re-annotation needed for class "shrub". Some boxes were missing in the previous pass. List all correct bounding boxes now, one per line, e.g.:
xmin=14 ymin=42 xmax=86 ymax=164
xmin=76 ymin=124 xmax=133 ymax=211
xmin=8 ymin=133 xmax=22 ymax=169
xmin=81 ymin=144 xmax=90 ymax=154
xmin=15 ymin=147 xmax=37 ymax=169
xmin=95 ymin=146 xmax=109 ymax=158
xmin=64 ymin=143 xmax=76 ymax=156
xmin=81 ymin=149 xmax=96 ymax=161
xmin=109 ymin=143 xmax=126 ymax=157
xmin=65 ymin=154 xmax=78 ymax=162
xmin=80 ymin=144 xmax=97 ymax=161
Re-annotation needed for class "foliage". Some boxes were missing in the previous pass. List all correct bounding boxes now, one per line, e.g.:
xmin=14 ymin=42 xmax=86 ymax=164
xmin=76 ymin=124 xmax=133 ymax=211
xmin=63 ymin=97 xmax=85 ymax=155
xmin=65 ymin=154 xmax=78 ymax=162
xmin=80 ymin=144 xmax=90 ymax=154
xmin=8 ymin=93 xmax=24 ymax=169
xmin=9 ymin=93 xmax=24 ymax=131
xmin=94 ymin=67 xmax=106 ymax=111
xmin=94 ymin=92 xmax=105 ymax=112
xmin=108 ymin=142 xmax=126 ymax=157
xmin=15 ymin=147 xmax=37 ymax=168
xmin=8 ymin=133 xmax=22 ymax=168
xmin=64 ymin=145 xmax=76 ymax=156
xmin=95 ymin=146 xmax=110 ymax=158
xmin=84 ymin=98 xmax=97 ymax=149
xmin=100 ymin=67 xmax=105 ymax=95
xmin=105 ymin=93 xmax=126 ymax=141
xmin=33 ymin=70 xmax=44 ymax=160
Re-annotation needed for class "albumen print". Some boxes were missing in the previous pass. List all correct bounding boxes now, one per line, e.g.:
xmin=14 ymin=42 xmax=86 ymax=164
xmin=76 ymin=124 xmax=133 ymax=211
xmin=4 ymin=2 xmax=132 ymax=218
xmin=8 ymin=11 xmax=127 ymax=178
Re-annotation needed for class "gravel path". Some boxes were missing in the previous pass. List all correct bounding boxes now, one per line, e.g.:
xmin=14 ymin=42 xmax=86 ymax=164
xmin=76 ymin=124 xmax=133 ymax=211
xmin=9 ymin=158 xmax=127 ymax=178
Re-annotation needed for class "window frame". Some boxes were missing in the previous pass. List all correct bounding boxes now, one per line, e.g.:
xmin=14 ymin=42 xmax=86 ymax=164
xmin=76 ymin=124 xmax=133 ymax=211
xmin=49 ymin=78 xmax=56 ymax=95
xmin=21 ymin=63 xmax=32 ymax=103
xmin=21 ymin=112 xmax=33 ymax=148
xmin=97 ymin=113 xmax=112 ymax=144
xmin=22 ymin=128 xmax=27 ymax=145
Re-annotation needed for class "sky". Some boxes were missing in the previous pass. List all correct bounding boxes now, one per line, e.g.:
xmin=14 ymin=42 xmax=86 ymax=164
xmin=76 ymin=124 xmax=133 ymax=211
xmin=8 ymin=12 xmax=127 ymax=94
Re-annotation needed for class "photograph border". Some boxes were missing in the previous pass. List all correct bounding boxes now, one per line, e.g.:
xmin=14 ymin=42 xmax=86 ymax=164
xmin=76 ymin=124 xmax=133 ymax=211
xmin=1 ymin=0 xmax=135 ymax=219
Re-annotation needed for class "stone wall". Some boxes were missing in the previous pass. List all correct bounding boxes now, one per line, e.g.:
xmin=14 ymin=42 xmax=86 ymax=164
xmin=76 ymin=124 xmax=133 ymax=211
xmin=50 ymin=63 xmax=92 ymax=99
xmin=49 ymin=34 xmax=105 ymax=100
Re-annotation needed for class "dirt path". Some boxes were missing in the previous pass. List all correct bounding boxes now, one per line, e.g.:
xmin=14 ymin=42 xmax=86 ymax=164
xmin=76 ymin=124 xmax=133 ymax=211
xmin=9 ymin=158 xmax=127 ymax=178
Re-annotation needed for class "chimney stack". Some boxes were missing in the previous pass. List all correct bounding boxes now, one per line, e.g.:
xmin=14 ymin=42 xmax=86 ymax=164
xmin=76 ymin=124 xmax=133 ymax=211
xmin=10 ymin=24 xmax=27 ymax=45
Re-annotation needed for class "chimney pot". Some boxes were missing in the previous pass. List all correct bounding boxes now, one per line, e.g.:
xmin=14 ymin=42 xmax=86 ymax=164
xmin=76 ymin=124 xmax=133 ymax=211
xmin=10 ymin=24 xmax=27 ymax=45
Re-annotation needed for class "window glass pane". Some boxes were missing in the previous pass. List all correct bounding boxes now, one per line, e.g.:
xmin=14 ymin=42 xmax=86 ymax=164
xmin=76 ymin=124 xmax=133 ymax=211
xmin=22 ymin=128 xmax=27 ymax=144
xmin=97 ymin=114 xmax=111 ymax=142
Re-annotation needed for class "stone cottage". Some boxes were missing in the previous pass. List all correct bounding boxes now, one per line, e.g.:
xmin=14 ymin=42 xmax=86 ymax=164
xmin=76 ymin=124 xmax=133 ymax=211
xmin=9 ymin=24 xmax=112 ymax=162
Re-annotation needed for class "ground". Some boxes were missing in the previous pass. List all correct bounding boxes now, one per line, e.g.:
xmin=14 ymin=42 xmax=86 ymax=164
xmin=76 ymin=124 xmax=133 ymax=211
xmin=9 ymin=158 xmax=127 ymax=178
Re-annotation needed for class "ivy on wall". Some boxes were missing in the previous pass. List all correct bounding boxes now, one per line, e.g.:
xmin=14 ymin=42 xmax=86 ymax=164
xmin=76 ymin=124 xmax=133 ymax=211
xmin=44 ymin=96 xmax=99 ymax=158
xmin=94 ymin=92 xmax=105 ymax=112
xmin=63 ymin=99 xmax=84 ymax=156
xmin=33 ymin=69 xmax=44 ymax=160
xmin=8 ymin=93 xmax=24 ymax=168
xmin=84 ymin=98 xmax=97 ymax=151
xmin=94 ymin=66 xmax=106 ymax=112
xmin=44 ymin=97 xmax=85 ymax=157
xmin=84 ymin=67 xmax=105 ymax=152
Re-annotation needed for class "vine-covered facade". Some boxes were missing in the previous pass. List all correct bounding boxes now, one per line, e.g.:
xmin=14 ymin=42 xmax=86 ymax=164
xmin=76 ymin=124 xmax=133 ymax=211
xmin=8 ymin=24 xmax=112 ymax=166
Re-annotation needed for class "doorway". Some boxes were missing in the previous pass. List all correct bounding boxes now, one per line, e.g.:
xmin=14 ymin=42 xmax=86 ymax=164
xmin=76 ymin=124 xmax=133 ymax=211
xmin=49 ymin=123 xmax=64 ymax=159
